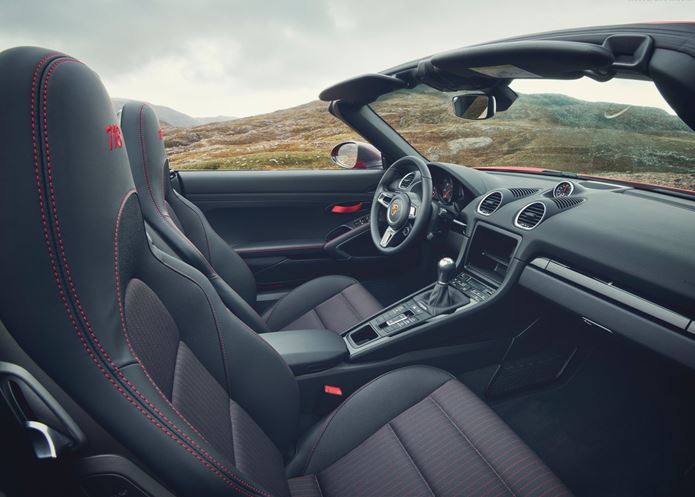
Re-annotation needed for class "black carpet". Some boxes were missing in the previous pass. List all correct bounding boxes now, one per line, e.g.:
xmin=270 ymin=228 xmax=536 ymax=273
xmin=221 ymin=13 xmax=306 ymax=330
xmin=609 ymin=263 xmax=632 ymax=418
xmin=468 ymin=331 xmax=695 ymax=497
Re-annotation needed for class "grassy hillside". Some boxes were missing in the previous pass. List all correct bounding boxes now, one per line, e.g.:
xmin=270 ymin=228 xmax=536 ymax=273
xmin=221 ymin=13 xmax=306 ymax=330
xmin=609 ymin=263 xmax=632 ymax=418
xmin=164 ymin=90 xmax=695 ymax=190
xmin=165 ymin=101 xmax=359 ymax=170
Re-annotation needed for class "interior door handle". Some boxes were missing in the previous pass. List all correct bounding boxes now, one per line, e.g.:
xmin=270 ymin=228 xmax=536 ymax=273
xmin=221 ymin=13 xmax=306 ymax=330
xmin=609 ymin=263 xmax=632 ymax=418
xmin=330 ymin=202 xmax=364 ymax=214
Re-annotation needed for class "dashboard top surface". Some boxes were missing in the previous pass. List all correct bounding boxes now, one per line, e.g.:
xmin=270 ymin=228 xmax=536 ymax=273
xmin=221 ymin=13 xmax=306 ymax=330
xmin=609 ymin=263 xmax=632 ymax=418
xmin=424 ymin=162 xmax=695 ymax=318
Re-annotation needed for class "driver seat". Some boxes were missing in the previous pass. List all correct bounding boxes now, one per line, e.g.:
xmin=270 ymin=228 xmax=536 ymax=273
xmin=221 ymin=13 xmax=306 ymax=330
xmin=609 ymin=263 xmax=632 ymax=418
xmin=119 ymin=102 xmax=382 ymax=334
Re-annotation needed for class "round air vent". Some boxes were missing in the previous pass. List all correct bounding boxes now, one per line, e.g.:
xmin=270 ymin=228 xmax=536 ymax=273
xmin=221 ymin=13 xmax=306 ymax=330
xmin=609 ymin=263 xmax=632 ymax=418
xmin=515 ymin=201 xmax=546 ymax=230
xmin=477 ymin=191 xmax=503 ymax=215
xmin=398 ymin=172 xmax=416 ymax=189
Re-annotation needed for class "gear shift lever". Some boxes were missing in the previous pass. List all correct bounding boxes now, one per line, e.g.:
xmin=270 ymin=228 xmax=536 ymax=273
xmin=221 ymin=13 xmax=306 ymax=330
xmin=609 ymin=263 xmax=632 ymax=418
xmin=437 ymin=257 xmax=456 ymax=285
xmin=423 ymin=257 xmax=469 ymax=314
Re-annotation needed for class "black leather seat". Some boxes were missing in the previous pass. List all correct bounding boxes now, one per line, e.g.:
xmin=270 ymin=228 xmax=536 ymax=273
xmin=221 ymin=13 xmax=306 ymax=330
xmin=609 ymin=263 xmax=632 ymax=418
xmin=0 ymin=48 xmax=572 ymax=497
xmin=118 ymin=101 xmax=382 ymax=334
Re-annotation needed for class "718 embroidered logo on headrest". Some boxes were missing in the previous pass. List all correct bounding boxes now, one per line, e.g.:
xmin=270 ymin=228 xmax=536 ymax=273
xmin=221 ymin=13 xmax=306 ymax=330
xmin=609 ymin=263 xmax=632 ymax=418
xmin=105 ymin=124 xmax=123 ymax=151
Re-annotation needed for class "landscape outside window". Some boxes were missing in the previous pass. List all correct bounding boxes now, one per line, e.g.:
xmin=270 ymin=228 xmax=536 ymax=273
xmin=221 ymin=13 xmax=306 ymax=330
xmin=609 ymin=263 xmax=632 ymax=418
xmin=163 ymin=76 xmax=695 ymax=192
xmin=163 ymin=101 xmax=363 ymax=171
xmin=370 ymin=80 xmax=695 ymax=191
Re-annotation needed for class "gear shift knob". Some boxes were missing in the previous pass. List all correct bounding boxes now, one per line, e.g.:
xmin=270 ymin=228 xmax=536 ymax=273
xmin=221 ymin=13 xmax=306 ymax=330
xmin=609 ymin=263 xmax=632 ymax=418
xmin=437 ymin=257 xmax=456 ymax=284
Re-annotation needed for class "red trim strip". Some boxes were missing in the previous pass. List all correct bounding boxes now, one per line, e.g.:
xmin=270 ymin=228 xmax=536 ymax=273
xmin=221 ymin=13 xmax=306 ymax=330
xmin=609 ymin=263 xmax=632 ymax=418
xmin=578 ymin=174 xmax=695 ymax=195
xmin=324 ymin=385 xmax=343 ymax=396
xmin=331 ymin=202 xmax=363 ymax=213
xmin=474 ymin=166 xmax=547 ymax=173
xmin=474 ymin=167 xmax=695 ymax=195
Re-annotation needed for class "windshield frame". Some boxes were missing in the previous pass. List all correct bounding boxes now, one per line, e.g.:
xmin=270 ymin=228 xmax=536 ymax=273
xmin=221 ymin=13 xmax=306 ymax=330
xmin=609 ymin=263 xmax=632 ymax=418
xmin=367 ymin=78 xmax=695 ymax=195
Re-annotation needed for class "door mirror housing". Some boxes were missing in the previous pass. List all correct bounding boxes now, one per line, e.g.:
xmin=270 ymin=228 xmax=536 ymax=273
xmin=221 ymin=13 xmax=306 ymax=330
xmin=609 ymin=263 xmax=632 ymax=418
xmin=452 ymin=92 xmax=496 ymax=120
xmin=331 ymin=141 xmax=383 ymax=169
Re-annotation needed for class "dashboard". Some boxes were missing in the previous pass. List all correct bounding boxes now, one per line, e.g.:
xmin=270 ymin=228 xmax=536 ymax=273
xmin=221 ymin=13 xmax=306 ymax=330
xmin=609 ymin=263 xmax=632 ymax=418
xmin=419 ymin=161 xmax=695 ymax=369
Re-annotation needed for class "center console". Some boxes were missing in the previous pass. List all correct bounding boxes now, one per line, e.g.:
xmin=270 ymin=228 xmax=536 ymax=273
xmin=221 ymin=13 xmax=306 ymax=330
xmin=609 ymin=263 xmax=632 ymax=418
xmin=345 ymin=223 xmax=520 ymax=353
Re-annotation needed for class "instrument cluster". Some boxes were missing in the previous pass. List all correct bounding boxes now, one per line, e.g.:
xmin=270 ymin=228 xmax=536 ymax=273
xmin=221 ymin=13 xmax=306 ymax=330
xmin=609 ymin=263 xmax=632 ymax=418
xmin=432 ymin=171 xmax=465 ymax=207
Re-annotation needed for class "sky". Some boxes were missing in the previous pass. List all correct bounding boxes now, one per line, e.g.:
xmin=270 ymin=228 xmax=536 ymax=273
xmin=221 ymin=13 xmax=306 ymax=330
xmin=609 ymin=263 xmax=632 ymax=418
xmin=0 ymin=1 xmax=692 ymax=118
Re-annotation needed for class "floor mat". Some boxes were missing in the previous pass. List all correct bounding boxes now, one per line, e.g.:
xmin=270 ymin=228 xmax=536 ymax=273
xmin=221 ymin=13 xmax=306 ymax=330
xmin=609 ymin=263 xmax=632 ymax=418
xmin=480 ymin=332 xmax=695 ymax=497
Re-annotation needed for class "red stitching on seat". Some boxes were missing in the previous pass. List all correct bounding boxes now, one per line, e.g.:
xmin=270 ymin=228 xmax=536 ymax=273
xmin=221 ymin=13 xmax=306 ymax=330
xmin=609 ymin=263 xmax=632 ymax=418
xmin=32 ymin=56 xmax=270 ymax=497
xmin=113 ymin=190 xmax=214 ymax=444
xmin=172 ymin=191 xmax=213 ymax=261
xmin=136 ymin=104 xmax=217 ymax=276
xmin=115 ymin=196 xmax=232 ymax=395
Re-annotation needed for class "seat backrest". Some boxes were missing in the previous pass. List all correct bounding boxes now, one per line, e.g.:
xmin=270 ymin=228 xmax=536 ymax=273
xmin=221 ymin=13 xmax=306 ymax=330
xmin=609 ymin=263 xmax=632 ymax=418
xmin=119 ymin=101 xmax=270 ymax=332
xmin=0 ymin=47 xmax=297 ymax=497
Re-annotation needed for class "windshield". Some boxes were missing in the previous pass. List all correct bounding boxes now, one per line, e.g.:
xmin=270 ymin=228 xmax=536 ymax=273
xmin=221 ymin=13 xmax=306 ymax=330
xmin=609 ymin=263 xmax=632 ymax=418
xmin=370 ymin=79 xmax=695 ymax=191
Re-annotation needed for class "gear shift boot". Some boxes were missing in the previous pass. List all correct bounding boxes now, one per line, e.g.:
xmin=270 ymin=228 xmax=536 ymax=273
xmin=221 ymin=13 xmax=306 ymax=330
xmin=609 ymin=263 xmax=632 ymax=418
xmin=419 ymin=257 xmax=470 ymax=315
xmin=426 ymin=282 xmax=469 ymax=313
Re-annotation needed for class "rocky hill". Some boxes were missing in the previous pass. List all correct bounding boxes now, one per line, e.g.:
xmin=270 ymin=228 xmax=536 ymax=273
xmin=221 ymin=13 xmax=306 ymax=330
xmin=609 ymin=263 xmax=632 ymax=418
xmin=111 ymin=99 xmax=236 ymax=127
xmin=162 ymin=91 xmax=695 ymax=190
xmin=164 ymin=100 xmax=359 ymax=170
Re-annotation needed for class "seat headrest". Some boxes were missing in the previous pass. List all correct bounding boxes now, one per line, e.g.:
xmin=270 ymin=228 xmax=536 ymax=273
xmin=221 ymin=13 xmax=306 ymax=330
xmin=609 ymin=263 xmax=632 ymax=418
xmin=120 ymin=101 xmax=170 ymax=224
xmin=0 ymin=46 xmax=139 ymax=361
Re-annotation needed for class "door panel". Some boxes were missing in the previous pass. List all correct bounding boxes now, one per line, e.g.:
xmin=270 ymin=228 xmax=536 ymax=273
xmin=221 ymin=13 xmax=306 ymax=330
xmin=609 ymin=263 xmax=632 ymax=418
xmin=177 ymin=169 xmax=416 ymax=289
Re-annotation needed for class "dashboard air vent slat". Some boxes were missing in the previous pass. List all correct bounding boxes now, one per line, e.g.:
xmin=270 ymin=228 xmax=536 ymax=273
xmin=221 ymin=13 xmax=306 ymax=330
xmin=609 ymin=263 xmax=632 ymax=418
xmin=552 ymin=197 xmax=585 ymax=209
xmin=515 ymin=201 xmax=546 ymax=230
xmin=508 ymin=187 xmax=539 ymax=198
xmin=477 ymin=191 xmax=503 ymax=215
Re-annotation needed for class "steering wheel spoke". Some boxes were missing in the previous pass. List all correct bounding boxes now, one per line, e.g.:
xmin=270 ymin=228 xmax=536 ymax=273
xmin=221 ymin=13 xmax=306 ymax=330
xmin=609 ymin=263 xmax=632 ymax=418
xmin=377 ymin=190 xmax=395 ymax=208
xmin=402 ymin=220 xmax=414 ymax=237
xmin=379 ymin=226 xmax=397 ymax=247
xmin=406 ymin=191 xmax=420 ymax=219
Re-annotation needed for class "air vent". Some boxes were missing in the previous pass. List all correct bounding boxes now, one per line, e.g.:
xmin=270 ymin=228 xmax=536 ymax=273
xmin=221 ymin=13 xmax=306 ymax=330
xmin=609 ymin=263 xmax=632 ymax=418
xmin=508 ymin=187 xmax=539 ymax=198
xmin=477 ymin=191 xmax=503 ymax=215
xmin=515 ymin=202 xmax=546 ymax=230
xmin=552 ymin=197 xmax=585 ymax=210
xmin=398 ymin=172 xmax=416 ymax=189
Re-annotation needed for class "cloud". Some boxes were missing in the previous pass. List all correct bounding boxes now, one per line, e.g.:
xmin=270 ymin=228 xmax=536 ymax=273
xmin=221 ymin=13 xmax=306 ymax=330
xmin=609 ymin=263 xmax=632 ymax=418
xmin=1 ymin=0 xmax=692 ymax=116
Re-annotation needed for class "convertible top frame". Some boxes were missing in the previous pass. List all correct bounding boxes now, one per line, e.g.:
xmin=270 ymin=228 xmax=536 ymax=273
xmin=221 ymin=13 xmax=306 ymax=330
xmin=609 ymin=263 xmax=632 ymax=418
xmin=323 ymin=22 xmax=695 ymax=144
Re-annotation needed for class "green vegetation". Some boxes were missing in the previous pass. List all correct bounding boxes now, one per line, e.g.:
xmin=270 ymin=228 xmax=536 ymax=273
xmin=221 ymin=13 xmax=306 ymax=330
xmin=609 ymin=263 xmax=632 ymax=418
xmin=165 ymin=91 xmax=695 ymax=190
xmin=165 ymin=101 xmax=359 ymax=171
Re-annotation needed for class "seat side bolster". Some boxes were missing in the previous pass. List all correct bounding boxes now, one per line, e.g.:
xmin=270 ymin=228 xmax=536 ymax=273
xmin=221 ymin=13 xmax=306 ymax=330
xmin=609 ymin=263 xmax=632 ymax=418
xmin=286 ymin=365 xmax=453 ymax=477
xmin=168 ymin=189 xmax=259 ymax=307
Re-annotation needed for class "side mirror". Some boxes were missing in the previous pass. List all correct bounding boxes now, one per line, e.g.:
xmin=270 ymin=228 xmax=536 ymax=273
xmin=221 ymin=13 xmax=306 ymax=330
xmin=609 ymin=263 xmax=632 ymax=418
xmin=331 ymin=141 xmax=383 ymax=169
xmin=452 ymin=92 xmax=496 ymax=120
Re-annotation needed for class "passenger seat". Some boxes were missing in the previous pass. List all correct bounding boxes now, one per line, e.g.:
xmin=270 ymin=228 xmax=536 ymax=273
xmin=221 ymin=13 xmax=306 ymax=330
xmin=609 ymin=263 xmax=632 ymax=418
xmin=119 ymin=102 xmax=382 ymax=334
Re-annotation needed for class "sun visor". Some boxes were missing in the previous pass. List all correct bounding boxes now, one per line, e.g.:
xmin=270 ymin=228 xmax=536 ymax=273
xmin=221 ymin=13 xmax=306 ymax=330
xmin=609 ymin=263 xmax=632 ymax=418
xmin=319 ymin=74 xmax=408 ymax=103
xmin=431 ymin=40 xmax=614 ymax=80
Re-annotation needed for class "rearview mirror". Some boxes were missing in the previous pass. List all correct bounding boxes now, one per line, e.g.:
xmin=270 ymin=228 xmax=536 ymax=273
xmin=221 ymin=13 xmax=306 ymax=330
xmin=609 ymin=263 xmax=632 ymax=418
xmin=330 ymin=141 xmax=383 ymax=169
xmin=452 ymin=92 xmax=496 ymax=120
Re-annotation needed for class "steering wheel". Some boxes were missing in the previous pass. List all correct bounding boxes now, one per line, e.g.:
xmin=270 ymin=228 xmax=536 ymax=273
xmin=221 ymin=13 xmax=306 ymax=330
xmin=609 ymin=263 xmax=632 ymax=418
xmin=370 ymin=156 xmax=433 ymax=254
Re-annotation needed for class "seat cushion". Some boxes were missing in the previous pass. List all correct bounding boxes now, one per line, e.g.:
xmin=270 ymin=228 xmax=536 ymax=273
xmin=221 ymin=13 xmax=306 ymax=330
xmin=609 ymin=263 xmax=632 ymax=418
xmin=263 ymin=275 xmax=382 ymax=333
xmin=287 ymin=366 xmax=572 ymax=497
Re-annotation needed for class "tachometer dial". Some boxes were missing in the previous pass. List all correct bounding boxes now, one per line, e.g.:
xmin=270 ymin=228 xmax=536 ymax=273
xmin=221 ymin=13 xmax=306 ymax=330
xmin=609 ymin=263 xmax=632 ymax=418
xmin=553 ymin=181 xmax=574 ymax=198
xmin=438 ymin=176 xmax=454 ymax=204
